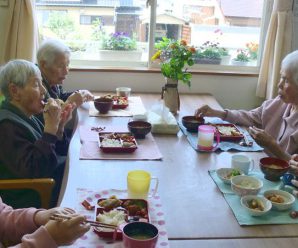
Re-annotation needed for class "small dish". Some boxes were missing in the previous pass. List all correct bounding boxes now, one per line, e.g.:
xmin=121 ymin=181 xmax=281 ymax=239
xmin=241 ymin=195 xmax=272 ymax=216
xmin=263 ymin=189 xmax=295 ymax=211
xmin=216 ymin=168 xmax=244 ymax=184
xmin=231 ymin=175 xmax=263 ymax=196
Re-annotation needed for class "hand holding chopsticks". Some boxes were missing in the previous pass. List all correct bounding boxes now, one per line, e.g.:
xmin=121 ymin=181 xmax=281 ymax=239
xmin=50 ymin=213 xmax=117 ymax=229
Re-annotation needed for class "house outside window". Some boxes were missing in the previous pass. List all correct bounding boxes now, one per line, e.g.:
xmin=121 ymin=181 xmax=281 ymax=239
xmin=35 ymin=0 xmax=264 ymax=70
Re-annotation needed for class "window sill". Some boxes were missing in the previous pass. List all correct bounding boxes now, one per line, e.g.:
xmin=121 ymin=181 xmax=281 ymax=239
xmin=70 ymin=65 xmax=259 ymax=77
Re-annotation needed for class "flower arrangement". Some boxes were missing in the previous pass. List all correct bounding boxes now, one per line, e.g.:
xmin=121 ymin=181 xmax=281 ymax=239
xmin=102 ymin=32 xmax=137 ymax=51
xmin=234 ymin=49 xmax=250 ymax=62
xmin=151 ymin=38 xmax=196 ymax=87
xmin=246 ymin=42 xmax=258 ymax=60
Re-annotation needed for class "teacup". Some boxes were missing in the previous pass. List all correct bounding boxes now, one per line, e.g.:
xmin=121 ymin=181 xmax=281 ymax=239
xmin=231 ymin=154 xmax=254 ymax=175
xmin=122 ymin=222 xmax=159 ymax=248
xmin=127 ymin=170 xmax=159 ymax=199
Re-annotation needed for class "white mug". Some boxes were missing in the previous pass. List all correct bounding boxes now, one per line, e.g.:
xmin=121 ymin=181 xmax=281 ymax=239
xmin=231 ymin=154 xmax=254 ymax=175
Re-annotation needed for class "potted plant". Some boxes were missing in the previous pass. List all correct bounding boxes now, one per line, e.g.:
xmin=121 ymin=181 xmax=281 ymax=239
xmin=193 ymin=41 xmax=221 ymax=65
xmin=99 ymin=32 xmax=142 ymax=61
xmin=231 ymin=49 xmax=250 ymax=66
xmin=218 ymin=47 xmax=231 ymax=65
xmin=246 ymin=42 xmax=258 ymax=60
xmin=151 ymin=37 xmax=196 ymax=113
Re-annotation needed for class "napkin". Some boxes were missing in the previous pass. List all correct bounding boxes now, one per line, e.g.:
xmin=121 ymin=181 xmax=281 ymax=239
xmin=147 ymin=102 xmax=179 ymax=134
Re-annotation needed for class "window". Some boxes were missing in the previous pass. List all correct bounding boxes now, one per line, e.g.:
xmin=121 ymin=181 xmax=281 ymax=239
xmin=36 ymin=0 xmax=264 ymax=70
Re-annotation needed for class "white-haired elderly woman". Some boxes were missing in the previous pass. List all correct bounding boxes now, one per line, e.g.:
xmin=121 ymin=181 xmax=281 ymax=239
xmin=37 ymin=39 xmax=94 ymax=106
xmin=195 ymin=50 xmax=298 ymax=161
xmin=0 ymin=59 xmax=74 ymax=209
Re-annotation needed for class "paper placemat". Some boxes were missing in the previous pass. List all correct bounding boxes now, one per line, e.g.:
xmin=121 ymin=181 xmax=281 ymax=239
xmin=179 ymin=117 xmax=263 ymax=152
xmin=89 ymin=96 xmax=146 ymax=117
xmin=79 ymin=132 xmax=162 ymax=160
xmin=209 ymin=170 xmax=298 ymax=225
xmin=66 ymin=188 xmax=169 ymax=248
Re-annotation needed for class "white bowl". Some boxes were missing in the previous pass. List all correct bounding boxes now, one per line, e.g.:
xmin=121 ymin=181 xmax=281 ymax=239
xmin=241 ymin=195 xmax=272 ymax=216
xmin=116 ymin=87 xmax=131 ymax=97
xmin=216 ymin=168 xmax=244 ymax=184
xmin=231 ymin=175 xmax=263 ymax=196
xmin=263 ymin=189 xmax=295 ymax=211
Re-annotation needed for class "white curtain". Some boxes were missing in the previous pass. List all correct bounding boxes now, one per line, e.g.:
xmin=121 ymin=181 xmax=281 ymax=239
xmin=0 ymin=0 xmax=38 ymax=64
xmin=256 ymin=0 xmax=293 ymax=99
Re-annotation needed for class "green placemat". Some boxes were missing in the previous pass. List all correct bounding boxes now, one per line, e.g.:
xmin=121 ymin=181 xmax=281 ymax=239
xmin=209 ymin=170 xmax=298 ymax=225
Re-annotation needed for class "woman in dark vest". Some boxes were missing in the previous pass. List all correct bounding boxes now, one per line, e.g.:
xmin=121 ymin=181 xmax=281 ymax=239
xmin=0 ymin=60 xmax=74 ymax=208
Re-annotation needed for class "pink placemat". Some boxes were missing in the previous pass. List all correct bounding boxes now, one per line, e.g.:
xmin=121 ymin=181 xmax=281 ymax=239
xmin=89 ymin=96 xmax=146 ymax=117
xmin=68 ymin=188 xmax=169 ymax=248
xmin=79 ymin=126 xmax=162 ymax=160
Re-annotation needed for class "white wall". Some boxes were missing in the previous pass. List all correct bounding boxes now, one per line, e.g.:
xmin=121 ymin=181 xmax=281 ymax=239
xmin=63 ymin=71 xmax=264 ymax=110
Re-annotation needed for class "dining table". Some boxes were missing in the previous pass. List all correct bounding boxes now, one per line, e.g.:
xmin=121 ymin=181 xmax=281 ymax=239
xmin=59 ymin=93 xmax=298 ymax=248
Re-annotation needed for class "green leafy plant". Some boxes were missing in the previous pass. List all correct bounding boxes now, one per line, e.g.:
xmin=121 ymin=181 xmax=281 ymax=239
xmin=102 ymin=32 xmax=137 ymax=51
xmin=151 ymin=37 xmax=196 ymax=87
xmin=194 ymin=41 xmax=221 ymax=60
xmin=234 ymin=49 xmax=250 ymax=62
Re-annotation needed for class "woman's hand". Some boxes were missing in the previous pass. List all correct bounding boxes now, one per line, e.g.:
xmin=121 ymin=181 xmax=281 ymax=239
xmin=34 ymin=207 xmax=75 ymax=226
xmin=66 ymin=90 xmax=94 ymax=107
xmin=289 ymin=154 xmax=298 ymax=176
xmin=43 ymin=98 xmax=62 ymax=135
xmin=248 ymin=126 xmax=275 ymax=148
xmin=194 ymin=105 xmax=227 ymax=119
xmin=45 ymin=214 xmax=90 ymax=246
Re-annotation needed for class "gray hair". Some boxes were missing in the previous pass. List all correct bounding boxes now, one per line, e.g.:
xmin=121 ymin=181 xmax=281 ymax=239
xmin=37 ymin=39 xmax=70 ymax=66
xmin=281 ymin=50 xmax=298 ymax=86
xmin=0 ymin=60 xmax=41 ymax=100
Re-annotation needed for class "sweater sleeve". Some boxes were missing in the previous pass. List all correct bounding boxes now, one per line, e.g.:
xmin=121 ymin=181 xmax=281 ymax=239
xmin=224 ymin=104 xmax=264 ymax=128
xmin=0 ymin=198 xmax=37 ymax=241
xmin=8 ymin=226 xmax=57 ymax=248
xmin=0 ymin=121 xmax=61 ymax=178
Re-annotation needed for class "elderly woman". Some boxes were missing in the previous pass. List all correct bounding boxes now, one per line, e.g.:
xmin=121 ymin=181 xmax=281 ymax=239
xmin=0 ymin=197 xmax=90 ymax=247
xmin=0 ymin=60 xmax=74 ymax=208
xmin=195 ymin=50 xmax=298 ymax=161
xmin=37 ymin=39 xmax=93 ymax=106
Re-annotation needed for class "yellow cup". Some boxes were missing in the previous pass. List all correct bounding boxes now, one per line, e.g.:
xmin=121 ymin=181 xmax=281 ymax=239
xmin=127 ymin=170 xmax=159 ymax=199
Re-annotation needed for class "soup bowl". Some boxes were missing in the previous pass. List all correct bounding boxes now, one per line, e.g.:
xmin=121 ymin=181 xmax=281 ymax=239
xmin=181 ymin=116 xmax=205 ymax=132
xmin=94 ymin=97 xmax=113 ymax=114
xmin=259 ymin=157 xmax=289 ymax=181
xmin=122 ymin=221 xmax=159 ymax=248
xmin=128 ymin=121 xmax=152 ymax=139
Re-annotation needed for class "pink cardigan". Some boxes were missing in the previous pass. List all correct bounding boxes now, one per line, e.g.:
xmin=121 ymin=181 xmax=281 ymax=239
xmin=0 ymin=198 xmax=57 ymax=248
xmin=225 ymin=96 xmax=298 ymax=157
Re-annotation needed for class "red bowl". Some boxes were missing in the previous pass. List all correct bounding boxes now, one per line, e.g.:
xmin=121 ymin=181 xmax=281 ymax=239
xmin=94 ymin=97 xmax=113 ymax=114
xmin=259 ymin=157 xmax=289 ymax=181
xmin=181 ymin=116 xmax=205 ymax=133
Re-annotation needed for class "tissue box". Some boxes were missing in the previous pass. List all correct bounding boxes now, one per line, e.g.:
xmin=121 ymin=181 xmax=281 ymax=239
xmin=147 ymin=112 xmax=179 ymax=135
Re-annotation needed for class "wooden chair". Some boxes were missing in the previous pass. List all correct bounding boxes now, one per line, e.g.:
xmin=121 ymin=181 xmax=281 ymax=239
xmin=0 ymin=178 xmax=55 ymax=209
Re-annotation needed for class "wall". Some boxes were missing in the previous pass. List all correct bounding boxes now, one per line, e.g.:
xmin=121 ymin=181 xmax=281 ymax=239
xmin=63 ymin=71 xmax=264 ymax=110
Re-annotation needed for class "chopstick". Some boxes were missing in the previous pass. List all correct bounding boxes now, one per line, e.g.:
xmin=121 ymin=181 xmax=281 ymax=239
xmin=50 ymin=214 xmax=117 ymax=229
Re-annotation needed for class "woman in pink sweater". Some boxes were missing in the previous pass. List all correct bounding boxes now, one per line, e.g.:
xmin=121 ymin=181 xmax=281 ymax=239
xmin=195 ymin=50 xmax=298 ymax=161
xmin=0 ymin=197 xmax=90 ymax=247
